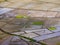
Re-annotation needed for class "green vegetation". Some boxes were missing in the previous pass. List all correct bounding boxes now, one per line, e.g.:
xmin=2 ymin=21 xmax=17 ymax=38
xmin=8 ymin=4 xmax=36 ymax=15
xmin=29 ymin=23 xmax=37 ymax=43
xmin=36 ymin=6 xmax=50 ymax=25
xmin=16 ymin=15 xmax=24 ymax=18
xmin=48 ymin=27 xmax=56 ymax=31
xmin=32 ymin=21 xmax=44 ymax=25
xmin=16 ymin=15 xmax=28 ymax=19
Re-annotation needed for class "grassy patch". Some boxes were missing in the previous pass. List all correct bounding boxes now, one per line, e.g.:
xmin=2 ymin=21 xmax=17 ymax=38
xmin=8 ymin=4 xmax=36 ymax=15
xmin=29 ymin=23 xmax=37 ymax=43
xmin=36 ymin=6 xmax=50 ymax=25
xmin=16 ymin=15 xmax=28 ymax=18
xmin=48 ymin=27 xmax=56 ymax=31
xmin=32 ymin=21 xmax=44 ymax=25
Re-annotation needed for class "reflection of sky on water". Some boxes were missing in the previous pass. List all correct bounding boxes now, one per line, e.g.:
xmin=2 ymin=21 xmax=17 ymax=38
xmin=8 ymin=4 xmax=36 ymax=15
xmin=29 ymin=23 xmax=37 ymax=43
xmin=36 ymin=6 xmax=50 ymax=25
xmin=0 ymin=8 xmax=13 ymax=15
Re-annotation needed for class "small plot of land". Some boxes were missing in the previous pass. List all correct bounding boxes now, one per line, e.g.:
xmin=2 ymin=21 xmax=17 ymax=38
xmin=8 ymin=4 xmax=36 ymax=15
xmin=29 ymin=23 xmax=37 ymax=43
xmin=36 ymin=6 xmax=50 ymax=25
xmin=0 ymin=31 xmax=10 ymax=43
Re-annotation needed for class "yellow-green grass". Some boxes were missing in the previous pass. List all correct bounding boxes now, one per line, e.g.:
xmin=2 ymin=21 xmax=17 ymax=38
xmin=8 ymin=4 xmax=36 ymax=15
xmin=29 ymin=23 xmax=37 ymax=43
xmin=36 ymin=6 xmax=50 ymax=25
xmin=16 ymin=15 xmax=29 ymax=19
xmin=48 ymin=27 xmax=56 ymax=31
xmin=32 ymin=21 xmax=44 ymax=25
